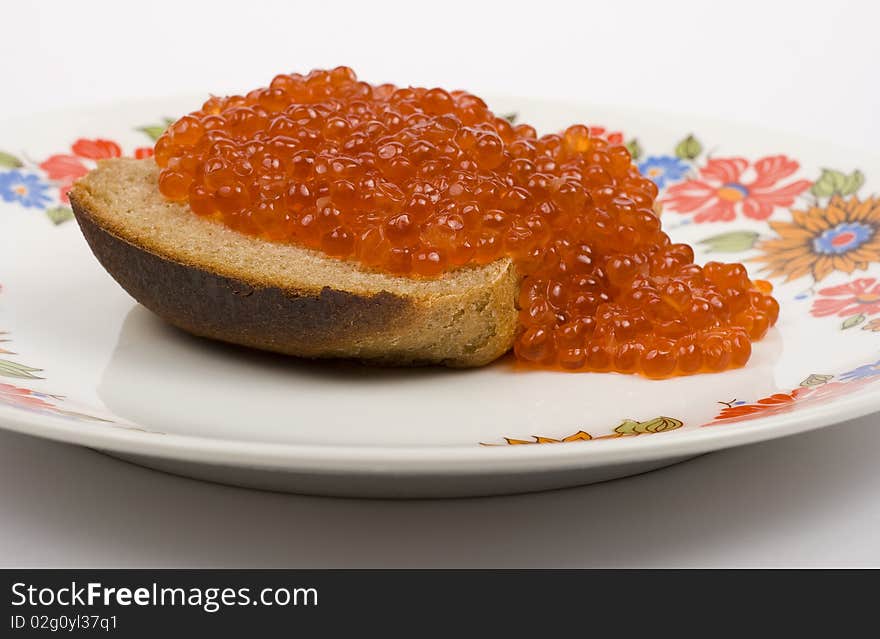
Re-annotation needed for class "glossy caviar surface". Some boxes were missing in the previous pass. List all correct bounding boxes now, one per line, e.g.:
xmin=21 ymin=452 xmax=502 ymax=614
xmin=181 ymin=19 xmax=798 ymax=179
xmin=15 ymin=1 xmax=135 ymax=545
xmin=155 ymin=67 xmax=779 ymax=377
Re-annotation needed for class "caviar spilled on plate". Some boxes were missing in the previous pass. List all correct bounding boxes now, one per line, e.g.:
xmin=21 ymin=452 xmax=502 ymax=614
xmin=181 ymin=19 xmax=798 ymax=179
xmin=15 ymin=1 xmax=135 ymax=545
xmin=153 ymin=67 xmax=779 ymax=378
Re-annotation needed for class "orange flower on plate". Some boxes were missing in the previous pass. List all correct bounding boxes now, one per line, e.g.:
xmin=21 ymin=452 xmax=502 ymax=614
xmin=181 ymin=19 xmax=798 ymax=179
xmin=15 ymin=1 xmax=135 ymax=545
xmin=499 ymin=430 xmax=594 ymax=445
xmin=483 ymin=417 xmax=683 ymax=445
xmin=752 ymin=195 xmax=880 ymax=282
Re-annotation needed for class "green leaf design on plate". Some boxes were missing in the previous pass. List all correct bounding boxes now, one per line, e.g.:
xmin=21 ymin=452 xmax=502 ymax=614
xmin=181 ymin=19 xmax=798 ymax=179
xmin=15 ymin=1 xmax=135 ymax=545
xmin=841 ymin=313 xmax=866 ymax=330
xmin=45 ymin=206 xmax=74 ymax=226
xmin=674 ymin=134 xmax=702 ymax=160
xmin=0 ymin=360 xmax=44 ymax=380
xmin=138 ymin=125 xmax=166 ymax=141
xmin=840 ymin=170 xmax=865 ymax=196
xmin=625 ymin=138 xmax=643 ymax=161
xmin=0 ymin=151 xmax=23 ymax=169
xmin=500 ymin=112 xmax=518 ymax=124
xmin=698 ymin=230 xmax=759 ymax=252
xmin=800 ymin=373 xmax=833 ymax=387
xmin=615 ymin=416 xmax=683 ymax=435
xmin=811 ymin=169 xmax=865 ymax=198
xmin=137 ymin=117 xmax=175 ymax=142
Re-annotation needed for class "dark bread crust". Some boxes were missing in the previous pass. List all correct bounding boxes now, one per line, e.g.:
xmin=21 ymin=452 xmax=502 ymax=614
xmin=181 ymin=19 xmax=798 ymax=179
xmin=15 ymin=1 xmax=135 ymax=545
xmin=72 ymin=196 xmax=432 ymax=361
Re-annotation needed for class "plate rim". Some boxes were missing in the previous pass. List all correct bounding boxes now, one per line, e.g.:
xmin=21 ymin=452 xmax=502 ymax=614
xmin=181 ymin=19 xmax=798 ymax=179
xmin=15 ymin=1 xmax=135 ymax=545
xmin=0 ymin=386 xmax=875 ymax=474
xmin=2 ymin=93 xmax=879 ymax=476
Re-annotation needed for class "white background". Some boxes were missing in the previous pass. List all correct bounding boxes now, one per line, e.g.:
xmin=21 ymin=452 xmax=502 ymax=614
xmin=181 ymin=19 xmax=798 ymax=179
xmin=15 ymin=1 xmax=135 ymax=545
xmin=1 ymin=0 xmax=879 ymax=566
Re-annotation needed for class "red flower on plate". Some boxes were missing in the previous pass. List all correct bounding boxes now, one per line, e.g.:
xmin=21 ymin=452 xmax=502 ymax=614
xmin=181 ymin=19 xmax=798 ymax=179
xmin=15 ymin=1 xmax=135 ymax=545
xmin=811 ymin=278 xmax=880 ymax=318
xmin=70 ymin=138 xmax=122 ymax=160
xmin=664 ymin=155 xmax=811 ymax=222
xmin=39 ymin=156 xmax=88 ymax=204
xmin=706 ymin=377 xmax=876 ymax=427
xmin=589 ymin=126 xmax=623 ymax=145
xmin=39 ymin=154 xmax=89 ymax=182
xmin=0 ymin=383 xmax=57 ymax=411
xmin=38 ymin=138 xmax=123 ymax=203
xmin=713 ymin=389 xmax=805 ymax=422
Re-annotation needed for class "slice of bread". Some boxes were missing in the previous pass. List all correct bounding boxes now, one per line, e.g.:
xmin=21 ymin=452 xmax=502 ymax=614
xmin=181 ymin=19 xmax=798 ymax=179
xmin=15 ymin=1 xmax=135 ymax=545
xmin=69 ymin=158 xmax=519 ymax=367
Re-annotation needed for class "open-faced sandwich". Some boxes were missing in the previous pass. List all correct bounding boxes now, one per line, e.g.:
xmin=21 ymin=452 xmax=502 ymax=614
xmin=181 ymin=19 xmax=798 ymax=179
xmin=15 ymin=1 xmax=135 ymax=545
xmin=70 ymin=67 xmax=778 ymax=377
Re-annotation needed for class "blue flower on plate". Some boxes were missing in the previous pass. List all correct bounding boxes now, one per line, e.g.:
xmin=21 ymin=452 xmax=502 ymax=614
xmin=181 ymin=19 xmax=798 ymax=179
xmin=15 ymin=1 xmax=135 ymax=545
xmin=0 ymin=170 xmax=52 ymax=209
xmin=812 ymin=221 xmax=874 ymax=255
xmin=638 ymin=155 xmax=690 ymax=190
xmin=839 ymin=359 xmax=880 ymax=382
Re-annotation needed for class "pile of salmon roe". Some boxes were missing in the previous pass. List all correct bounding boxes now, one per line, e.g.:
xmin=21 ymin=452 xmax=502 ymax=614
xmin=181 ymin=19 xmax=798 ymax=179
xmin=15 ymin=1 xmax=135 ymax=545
xmin=155 ymin=67 xmax=779 ymax=377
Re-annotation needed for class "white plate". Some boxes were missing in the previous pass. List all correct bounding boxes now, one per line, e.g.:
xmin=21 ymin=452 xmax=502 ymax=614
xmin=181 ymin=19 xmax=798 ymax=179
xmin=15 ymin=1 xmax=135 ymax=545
xmin=2 ymin=95 xmax=879 ymax=497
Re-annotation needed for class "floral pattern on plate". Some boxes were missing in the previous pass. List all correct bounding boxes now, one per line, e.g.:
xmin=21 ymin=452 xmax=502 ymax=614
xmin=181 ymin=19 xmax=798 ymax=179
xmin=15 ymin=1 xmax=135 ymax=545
xmin=0 ymin=119 xmax=166 ymax=225
xmin=484 ymin=417 xmax=683 ymax=446
xmin=0 ymin=308 xmax=109 ymax=423
xmin=3 ymin=118 xmax=880 ymax=446
xmin=708 ymin=364 xmax=880 ymax=427
xmin=493 ymin=132 xmax=880 ymax=445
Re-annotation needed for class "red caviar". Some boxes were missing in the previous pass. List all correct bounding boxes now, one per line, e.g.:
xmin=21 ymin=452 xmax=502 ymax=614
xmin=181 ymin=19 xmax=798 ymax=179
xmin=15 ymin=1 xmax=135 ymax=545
xmin=155 ymin=67 xmax=779 ymax=377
